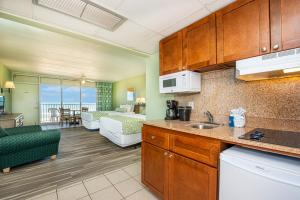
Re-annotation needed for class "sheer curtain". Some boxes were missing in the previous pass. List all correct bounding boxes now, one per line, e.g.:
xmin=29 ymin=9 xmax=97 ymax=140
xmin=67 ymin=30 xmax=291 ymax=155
xmin=96 ymin=82 xmax=113 ymax=111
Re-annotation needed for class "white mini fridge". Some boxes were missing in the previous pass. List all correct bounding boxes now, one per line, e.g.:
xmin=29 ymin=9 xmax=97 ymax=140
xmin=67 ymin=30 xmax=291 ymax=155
xmin=219 ymin=146 xmax=300 ymax=200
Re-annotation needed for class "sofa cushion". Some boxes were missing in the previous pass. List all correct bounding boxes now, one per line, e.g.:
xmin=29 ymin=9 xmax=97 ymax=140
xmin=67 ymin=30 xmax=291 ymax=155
xmin=0 ymin=129 xmax=61 ymax=155
xmin=0 ymin=127 xmax=8 ymax=138
xmin=5 ymin=125 xmax=42 ymax=135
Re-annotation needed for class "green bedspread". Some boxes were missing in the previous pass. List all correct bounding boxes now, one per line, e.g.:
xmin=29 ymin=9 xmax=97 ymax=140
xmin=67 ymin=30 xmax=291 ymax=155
xmin=91 ymin=111 xmax=109 ymax=119
xmin=106 ymin=115 xmax=145 ymax=135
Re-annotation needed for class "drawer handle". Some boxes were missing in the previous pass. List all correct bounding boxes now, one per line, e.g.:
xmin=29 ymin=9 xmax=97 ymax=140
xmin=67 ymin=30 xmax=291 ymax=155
xmin=151 ymin=136 xmax=156 ymax=139
xmin=164 ymin=152 xmax=168 ymax=156
xmin=169 ymin=154 xmax=173 ymax=158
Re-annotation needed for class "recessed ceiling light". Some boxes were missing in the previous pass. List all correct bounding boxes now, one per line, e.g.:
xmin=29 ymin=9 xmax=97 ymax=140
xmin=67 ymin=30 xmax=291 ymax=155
xmin=32 ymin=0 xmax=126 ymax=31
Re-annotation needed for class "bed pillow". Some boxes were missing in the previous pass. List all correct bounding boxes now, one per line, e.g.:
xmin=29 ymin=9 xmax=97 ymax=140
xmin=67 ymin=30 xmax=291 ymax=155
xmin=120 ymin=105 xmax=132 ymax=113
xmin=0 ymin=127 xmax=8 ymax=138
xmin=115 ymin=107 xmax=127 ymax=113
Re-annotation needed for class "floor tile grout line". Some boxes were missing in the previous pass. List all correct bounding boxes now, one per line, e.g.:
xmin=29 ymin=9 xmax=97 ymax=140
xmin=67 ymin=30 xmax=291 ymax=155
xmin=56 ymin=188 xmax=58 ymax=200
xmin=103 ymin=174 xmax=132 ymax=186
xmin=123 ymin=188 xmax=145 ymax=200
xmin=111 ymin=173 xmax=145 ymax=199
xmin=103 ymin=173 xmax=126 ymax=199
xmin=81 ymin=181 xmax=92 ymax=200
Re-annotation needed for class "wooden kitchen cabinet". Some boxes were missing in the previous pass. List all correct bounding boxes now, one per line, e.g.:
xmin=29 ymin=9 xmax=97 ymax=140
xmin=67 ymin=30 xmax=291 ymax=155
xmin=216 ymin=0 xmax=270 ymax=63
xmin=142 ymin=142 xmax=169 ymax=200
xmin=142 ymin=125 xmax=222 ymax=200
xmin=169 ymin=153 xmax=217 ymax=200
xmin=159 ymin=31 xmax=183 ymax=75
xmin=183 ymin=14 xmax=216 ymax=71
xmin=270 ymin=0 xmax=300 ymax=52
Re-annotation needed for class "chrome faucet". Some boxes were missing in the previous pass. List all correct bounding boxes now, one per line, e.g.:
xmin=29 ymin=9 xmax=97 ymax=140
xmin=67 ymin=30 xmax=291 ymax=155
xmin=204 ymin=111 xmax=214 ymax=124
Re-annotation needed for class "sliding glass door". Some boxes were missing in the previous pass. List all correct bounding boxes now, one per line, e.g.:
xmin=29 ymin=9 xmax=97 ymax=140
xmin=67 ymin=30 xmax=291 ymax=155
xmin=62 ymin=80 xmax=80 ymax=111
xmin=81 ymin=83 xmax=97 ymax=111
xmin=39 ymin=79 xmax=96 ymax=124
xmin=40 ymin=78 xmax=61 ymax=123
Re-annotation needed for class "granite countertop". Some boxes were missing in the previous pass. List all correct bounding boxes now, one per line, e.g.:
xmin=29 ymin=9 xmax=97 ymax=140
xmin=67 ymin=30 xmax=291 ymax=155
xmin=143 ymin=120 xmax=300 ymax=158
xmin=0 ymin=113 xmax=23 ymax=121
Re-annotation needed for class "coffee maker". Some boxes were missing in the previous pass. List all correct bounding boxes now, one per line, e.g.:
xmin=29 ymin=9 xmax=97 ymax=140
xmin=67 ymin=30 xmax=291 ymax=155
xmin=165 ymin=100 xmax=178 ymax=120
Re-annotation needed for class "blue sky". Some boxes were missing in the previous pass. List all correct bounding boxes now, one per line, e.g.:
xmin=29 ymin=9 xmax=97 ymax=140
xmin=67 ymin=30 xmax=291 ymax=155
xmin=40 ymin=84 xmax=96 ymax=103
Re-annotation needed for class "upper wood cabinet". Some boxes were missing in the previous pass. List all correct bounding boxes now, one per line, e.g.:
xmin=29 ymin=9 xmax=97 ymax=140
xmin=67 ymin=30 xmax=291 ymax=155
xmin=270 ymin=0 xmax=300 ymax=52
xmin=159 ymin=0 xmax=300 ymax=74
xmin=160 ymin=31 xmax=183 ymax=75
xmin=216 ymin=0 xmax=270 ymax=63
xmin=183 ymin=14 xmax=216 ymax=70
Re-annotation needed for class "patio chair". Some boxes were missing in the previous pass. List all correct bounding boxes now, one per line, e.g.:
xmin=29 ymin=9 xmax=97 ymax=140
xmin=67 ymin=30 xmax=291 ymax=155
xmin=81 ymin=107 xmax=89 ymax=112
xmin=48 ymin=108 xmax=59 ymax=122
xmin=59 ymin=108 xmax=71 ymax=126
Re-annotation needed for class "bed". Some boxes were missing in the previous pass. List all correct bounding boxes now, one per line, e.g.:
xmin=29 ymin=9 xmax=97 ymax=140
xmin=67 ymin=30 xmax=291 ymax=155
xmin=81 ymin=111 xmax=135 ymax=130
xmin=99 ymin=114 xmax=146 ymax=147
xmin=81 ymin=111 xmax=109 ymax=130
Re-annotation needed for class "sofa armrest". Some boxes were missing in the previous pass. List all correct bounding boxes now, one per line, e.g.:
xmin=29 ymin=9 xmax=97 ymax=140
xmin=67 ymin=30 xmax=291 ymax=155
xmin=5 ymin=125 xmax=42 ymax=135
xmin=0 ymin=129 xmax=61 ymax=155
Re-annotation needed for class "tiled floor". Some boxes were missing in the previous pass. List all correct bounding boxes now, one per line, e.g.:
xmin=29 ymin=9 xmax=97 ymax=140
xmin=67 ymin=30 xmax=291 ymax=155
xmin=26 ymin=162 xmax=158 ymax=200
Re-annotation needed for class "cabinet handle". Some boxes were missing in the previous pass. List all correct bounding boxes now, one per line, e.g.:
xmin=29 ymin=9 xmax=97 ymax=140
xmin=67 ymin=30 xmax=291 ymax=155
xmin=151 ymin=136 xmax=155 ymax=139
xmin=261 ymin=47 xmax=267 ymax=52
xmin=169 ymin=154 xmax=173 ymax=158
xmin=273 ymin=44 xmax=279 ymax=50
xmin=164 ymin=152 xmax=168 ymax=156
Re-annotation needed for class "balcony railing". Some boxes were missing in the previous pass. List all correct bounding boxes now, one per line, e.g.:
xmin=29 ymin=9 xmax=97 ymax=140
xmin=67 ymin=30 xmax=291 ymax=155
xmin=40 ymin=103 xmax=96 ymax=123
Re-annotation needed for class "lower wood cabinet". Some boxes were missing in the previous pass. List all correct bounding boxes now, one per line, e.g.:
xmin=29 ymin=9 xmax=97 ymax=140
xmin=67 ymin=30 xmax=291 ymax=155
xmin=169 ymin=153 xmax=217 ymax=200
xmin=142 ymin=125 xmax=221 ymax=200
xmin=142 ymin=142 xmax=169 ymax=200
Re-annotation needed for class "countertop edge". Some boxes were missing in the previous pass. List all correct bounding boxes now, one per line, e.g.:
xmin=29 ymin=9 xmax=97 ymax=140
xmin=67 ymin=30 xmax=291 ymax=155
xmin=143 ymin=121 xmax=300 ymax=158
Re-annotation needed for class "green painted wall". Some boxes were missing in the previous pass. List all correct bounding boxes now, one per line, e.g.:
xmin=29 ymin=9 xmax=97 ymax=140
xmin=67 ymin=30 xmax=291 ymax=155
xmin=0 ymin=63 xmax=12 ymax=113
xmin=146 ymin=53 xmax=174 ymax=120
xmin=112 ymin=74 xmax=146 ymax=109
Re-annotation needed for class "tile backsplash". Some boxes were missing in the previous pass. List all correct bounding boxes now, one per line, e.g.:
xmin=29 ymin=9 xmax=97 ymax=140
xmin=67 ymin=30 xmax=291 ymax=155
xmin=175 ymin=68 xmax=300 ymax=130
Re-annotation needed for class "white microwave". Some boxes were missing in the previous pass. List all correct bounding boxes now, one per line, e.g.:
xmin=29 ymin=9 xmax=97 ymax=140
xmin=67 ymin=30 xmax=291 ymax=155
xmin=159 ymin=70 xmax=201 ymax=93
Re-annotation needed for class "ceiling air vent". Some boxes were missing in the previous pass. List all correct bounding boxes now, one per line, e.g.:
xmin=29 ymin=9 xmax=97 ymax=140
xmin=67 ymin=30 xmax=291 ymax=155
xmin=32 ymin=0 xmax=126 ymax=31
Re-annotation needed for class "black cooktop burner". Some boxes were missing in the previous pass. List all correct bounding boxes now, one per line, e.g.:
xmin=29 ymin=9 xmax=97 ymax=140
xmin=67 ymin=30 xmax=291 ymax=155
xmin=239 ymin=128 xmax=300 ymax=148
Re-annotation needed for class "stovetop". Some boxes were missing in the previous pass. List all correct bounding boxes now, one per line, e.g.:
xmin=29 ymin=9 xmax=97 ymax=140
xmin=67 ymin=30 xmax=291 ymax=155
xmin=239 ymin=128 xmax=300 ymax=148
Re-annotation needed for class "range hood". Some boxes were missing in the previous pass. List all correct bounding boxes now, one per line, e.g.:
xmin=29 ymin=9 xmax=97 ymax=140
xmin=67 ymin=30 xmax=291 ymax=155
xmin=236 ymin=48 xmax=300 ymax=81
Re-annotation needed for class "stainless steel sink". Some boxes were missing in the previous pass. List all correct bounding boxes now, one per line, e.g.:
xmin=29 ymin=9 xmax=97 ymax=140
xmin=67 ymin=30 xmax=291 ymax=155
xmin=189 ymin=122 xmax=222 ymax=129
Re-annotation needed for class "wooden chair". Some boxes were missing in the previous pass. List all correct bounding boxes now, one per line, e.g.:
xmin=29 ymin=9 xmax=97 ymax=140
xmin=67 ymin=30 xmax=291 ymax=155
xmin=81 ymin=107 xmax=89 ymax=112
xmin=59 ymin=108 xmax=71 ymax=126
xmin=73 ymin=110 xmax=82 ymax=125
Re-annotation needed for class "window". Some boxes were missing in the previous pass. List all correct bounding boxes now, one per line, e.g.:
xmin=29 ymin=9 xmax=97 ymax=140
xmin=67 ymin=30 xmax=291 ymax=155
xmin=81 ymin=86 xmax=96 ymax=111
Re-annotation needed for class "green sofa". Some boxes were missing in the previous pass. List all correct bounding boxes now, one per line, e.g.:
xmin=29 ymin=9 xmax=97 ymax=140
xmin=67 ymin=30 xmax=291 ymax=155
xmin=0 ymin=125 xmax=61 ymax=173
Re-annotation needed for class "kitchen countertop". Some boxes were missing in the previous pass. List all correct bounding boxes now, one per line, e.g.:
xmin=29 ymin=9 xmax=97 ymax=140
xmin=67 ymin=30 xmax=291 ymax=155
xmin=143 ymin=120 xmax=300 ymax=158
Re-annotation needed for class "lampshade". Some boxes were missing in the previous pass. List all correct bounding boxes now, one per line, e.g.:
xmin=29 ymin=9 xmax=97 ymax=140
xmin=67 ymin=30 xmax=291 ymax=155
xmin=4 ymin=81 xmax=15 ymax=89
xmin=136 ymin=97 xmax=146 ymax=104
xmin=140 ymin=97 xmax=146 ymax=104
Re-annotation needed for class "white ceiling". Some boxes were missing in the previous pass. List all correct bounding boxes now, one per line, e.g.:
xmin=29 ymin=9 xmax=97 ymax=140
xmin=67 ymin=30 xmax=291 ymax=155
xmin=0 ymin=0 xmax=236 ymax=54
xmin=0 ymin=18 xmax=147 ymax=82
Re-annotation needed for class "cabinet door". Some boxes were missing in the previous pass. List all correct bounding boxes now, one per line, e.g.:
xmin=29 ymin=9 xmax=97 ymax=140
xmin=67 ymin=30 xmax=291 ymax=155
xmin=270 ymin=0 xmax=300 ymax=52
xmin=142 ymin=142 xmax=168 ymax=200
xmin=160 ymin=31 xmax=183 ymax=75
xmin=169 ymin=153 xmax=217 ymax=200
xmin=216 ymin=0 xmax=270 ymax=63
xmin=183 ymin=14 xmax=216 ymax=70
